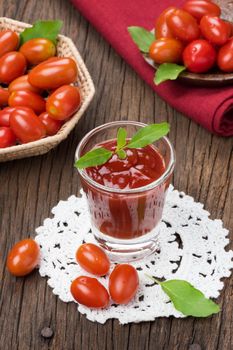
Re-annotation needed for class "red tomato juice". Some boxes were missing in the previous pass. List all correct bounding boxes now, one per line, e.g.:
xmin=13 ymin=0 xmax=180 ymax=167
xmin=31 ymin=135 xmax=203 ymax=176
xmin=81 ymin=140 xmax=168 ymax=239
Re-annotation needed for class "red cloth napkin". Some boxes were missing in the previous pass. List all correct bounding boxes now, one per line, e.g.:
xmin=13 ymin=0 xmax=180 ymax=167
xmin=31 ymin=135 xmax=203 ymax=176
xmin=71 ymin=0 xmax=233 ymax=136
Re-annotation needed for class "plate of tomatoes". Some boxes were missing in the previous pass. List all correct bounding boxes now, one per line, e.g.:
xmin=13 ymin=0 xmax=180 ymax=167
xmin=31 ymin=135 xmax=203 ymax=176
xmin=128 ymin=0 xmax=233 ymax=86
xmin=0 ymin=18 xmax=95 ymax=162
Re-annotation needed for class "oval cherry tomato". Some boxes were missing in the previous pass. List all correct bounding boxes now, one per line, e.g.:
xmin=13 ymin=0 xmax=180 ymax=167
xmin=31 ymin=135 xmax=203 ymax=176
xmin=0 ymin=107 xmax=15 ymax=126
xmin=7 ymin=238 xmax=40 ymax=276
xmin=200 ymin=15 xmax=230 ymax=46
xmin=20 ymin=38 xmax=56 ymax=65
xmin=149 ymin=38 xmax=183 ymax=64
xmin=10 ymin=107 xmax=46 ymax=143
xmin=0 ymin=126 xmax=16 ymax=148
xmin=46 ymin=85 xmax=81 ymax=120
xmin=155 ymin=7 xmax=177 ymax=39
xmin=0 ymin=30 xmax=19 ymax=57
xmin=76 ymin=243 xmax=110 ymax=276
xmin=70 ymin=276 xmax=109 ymax=308
xmin=9 ymin=90 xmax=46 ymax=114
xmin=109 ymin=264 xmax=139 ymax=304
xmin=167 ymin=9 xmax=200 ymax=42
xmin=0 ymin=87 xmax=9 ymax=107
xmin=217 ymin=38 xmax=233 ymax=72
xmin=38 ymin=112 xmax=63 ymax=136
xmin=0 ymin=51 xmax=26 ymax=84
xmin=182 ymin=0 xmax=221 ymax=21
xmin=9 ymin=75 xmax=42 ymax=94
xmin=183 ymin=39 xmax=216 ymax=73
xmin=28 ymin=57 xmax=78 ymax=89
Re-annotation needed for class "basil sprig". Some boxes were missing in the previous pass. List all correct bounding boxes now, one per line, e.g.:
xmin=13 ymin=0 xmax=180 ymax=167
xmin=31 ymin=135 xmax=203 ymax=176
xmin=128 ymin=25 xmax=186 ymax=85
xmin=146 ymin=275 xmax=220 ymax=317
xmin=75 ymin=122 xmax=169 ymax=169
xmin=128 ymin=26 xmax=155 ymax=53
xmin=20 ymin=20 xmax=63 ymax=45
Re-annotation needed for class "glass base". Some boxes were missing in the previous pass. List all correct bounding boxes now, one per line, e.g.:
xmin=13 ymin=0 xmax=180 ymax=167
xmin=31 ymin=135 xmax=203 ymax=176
xmin=93 ymin=226 xmax=161 ymax=263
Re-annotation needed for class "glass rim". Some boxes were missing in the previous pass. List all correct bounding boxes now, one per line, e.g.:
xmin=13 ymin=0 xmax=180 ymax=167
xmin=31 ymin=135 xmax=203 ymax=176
xmin=75 ymin=121 xmax=176 ymax=194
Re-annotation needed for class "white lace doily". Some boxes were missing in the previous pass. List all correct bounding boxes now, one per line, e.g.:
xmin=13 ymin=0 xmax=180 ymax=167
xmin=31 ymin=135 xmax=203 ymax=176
xmin=35 ymin=186 xmax=233 ymax=324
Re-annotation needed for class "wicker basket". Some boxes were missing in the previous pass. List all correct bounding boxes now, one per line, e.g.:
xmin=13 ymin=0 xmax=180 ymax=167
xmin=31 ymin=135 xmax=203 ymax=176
xmin=0 ymin=17 xmax=95 ymax=162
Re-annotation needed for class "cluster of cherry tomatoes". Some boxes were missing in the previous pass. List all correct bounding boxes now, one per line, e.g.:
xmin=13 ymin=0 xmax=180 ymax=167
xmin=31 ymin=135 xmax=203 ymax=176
xmin=7 ymin=239 xmax=139 ymax=308
xmin=149 ymin=0 xmax=233 ymax=73
xmin=0 ymin=30 xmax=81 ymax=148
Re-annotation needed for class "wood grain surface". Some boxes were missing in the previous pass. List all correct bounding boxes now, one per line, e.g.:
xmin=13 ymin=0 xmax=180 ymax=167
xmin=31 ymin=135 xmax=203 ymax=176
xmin=0 ymin=1 xmax=232 ymax=349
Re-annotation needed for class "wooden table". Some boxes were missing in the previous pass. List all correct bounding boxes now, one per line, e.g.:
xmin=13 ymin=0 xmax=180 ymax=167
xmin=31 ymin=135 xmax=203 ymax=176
xmin=0 ymin=1 xmax=232 ymax=349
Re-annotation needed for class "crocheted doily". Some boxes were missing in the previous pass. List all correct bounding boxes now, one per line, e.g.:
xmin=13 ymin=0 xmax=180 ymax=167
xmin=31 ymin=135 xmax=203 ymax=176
xmin=35 ymin=186 xmax=233 ymax=324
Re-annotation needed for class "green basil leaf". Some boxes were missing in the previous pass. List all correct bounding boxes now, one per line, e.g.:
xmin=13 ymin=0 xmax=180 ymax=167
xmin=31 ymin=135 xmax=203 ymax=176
xmin=127 ymin=123 xmax=169 ymax=149
xmin=128 ymin=26 xmax=155 ymax=53
xmin=117 ymin=127 xmax=127 ymax=151
xmin=75 ymin=148 xmax=112 ymax=169
xmin=20 ymin=20 xmax=63 ymax=45
xmin=117 ymin=149 xmax=127 ymax=159
xmin=160 ymin=279 xmax=220 ymax=317
xmin=154 ymin=63 xmax=186 ymax=85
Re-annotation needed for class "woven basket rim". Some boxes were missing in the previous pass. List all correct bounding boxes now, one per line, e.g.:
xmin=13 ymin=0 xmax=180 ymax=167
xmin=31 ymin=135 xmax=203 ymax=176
xmin=0 ymin=17 xmax=95 ymax=160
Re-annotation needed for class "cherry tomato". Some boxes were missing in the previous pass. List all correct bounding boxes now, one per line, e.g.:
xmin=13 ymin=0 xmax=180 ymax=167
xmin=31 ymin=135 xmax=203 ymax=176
xmin=76 ymin=243 xmax=110 ymax=276
xmin=0 ymin=51 xmax=26 ymax=84
xmin=10 ymin=107 xmax=46 ymax=143
xmin=38 ymin=112 xmax=63 ymax=136
xmin=149 ymin=38 xmax=183 ymax=64
xmin=28 ymin=57 xmax=78 ymax=89
xmin=182 ymin=0 xmax=221 ymax=21
xmin=217 ymin=38 xmax=233 ymax=72
xmin=0 ymin=30 xmax=19 ymax=57
xmin=9 ymin=75 xmax=42 ymax=94
xmin=9 ymin=90 xmax=46 ymax=114
xmin=183 ymin=39 xmax=216 ymax=73
xmin=0 ymin=87 xmax=9 ymax=107
xmin=0 ymin=107 xmax=15 ymax=126
xmin=70 ymin=276 xmax=109 ymax=308
xmin=167 ymin=9 xmax=200 ymax=42
xmin=200 ymin=15 xmax=230 ymax=46
xmin=20 ymin=38 xmax=56 ymax=65
xmin=0 ymin=127 xmax=16 ymax=148
xmin=109 ymin=264 xmax=139 ymax=304
xmin=46 ymin=85 xmax=81 ymax=120
xmin=155 ymin=7 xmax=177 ymax=39
xmin=6 ymin=238 xmax=40 ymax=276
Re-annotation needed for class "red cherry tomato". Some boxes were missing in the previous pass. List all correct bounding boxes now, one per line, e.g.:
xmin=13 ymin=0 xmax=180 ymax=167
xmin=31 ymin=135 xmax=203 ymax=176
xmin=76 ymin=243 xmax=110 ymax=276
xmin=155 ymin=7 xmax=177 ymax=39
xmin=10 ymin=107 xmax=46 ymax=143
xmin=28 ymin=57 xmax=78 ymax=89
xmin=182 ymin=0 xmax=221 ymax=21
xmin=9 ymin=75 xmax=42 ymax=94
xmin=0 ymin=107 xmax=15 ymax=126
xmin=0 ymin=30 xmax=19 ymax=57
xmin=0 ymin=51 xmax=26 ymax=84
xmin=0 ymin=87 xmax=9 ymax=107
xmin=149 ymin=38 xmax=183 ymax=64
xmin=109 ymin=264 xmax=139 ymax=304
xmin=217 ymin=38 xmax=233 ymax=72
xmin=70 ymin=276 xmax=109 ymax=308
xmin=46 ymin=85 xmax=81 ymax=120
xmin=167 ymin=9 xmax=200 ymax=42
xmin=0 ymin=126 xmax=16 ymax=148
xmin=6 ymin=238 xmax=40 ymax=276
xmin=9 ymin=90 xmax=46 ymax=114
xmin=200 ymin=15 xmax=230 ymax=46
xmin=183 ymin=39 xmax=216 ymax=73
xmin=20 ymin=38 xmax=56 ymax=65
xmin=38 ymin=112 xmax=63 ymax=136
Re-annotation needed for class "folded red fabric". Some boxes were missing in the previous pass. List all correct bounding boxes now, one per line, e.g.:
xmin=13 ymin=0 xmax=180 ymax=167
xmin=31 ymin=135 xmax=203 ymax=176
xmin=71 ymin=0 xmax=233 ymax=136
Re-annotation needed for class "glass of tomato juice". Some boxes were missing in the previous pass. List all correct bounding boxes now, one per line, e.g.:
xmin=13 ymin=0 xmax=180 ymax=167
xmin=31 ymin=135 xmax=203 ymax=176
xmin=75 ymin=121 xmax=175 ymax=262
